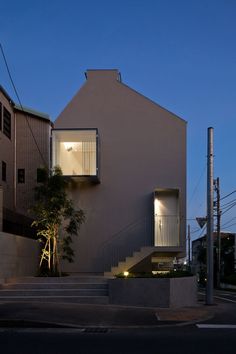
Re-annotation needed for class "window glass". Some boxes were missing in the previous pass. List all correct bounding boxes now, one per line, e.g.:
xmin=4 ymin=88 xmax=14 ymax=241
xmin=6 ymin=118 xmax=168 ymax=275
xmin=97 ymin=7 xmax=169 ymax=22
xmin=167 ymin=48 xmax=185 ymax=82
xmin=2 ymin=161 xmax=6 ymax=181
xmin=52 ymin=130 xmax=97 ymax=176
xmin=18 ymin=169 xmax=25 ymax=183
xmin=3 ymin=106 xmax=11 ymax=139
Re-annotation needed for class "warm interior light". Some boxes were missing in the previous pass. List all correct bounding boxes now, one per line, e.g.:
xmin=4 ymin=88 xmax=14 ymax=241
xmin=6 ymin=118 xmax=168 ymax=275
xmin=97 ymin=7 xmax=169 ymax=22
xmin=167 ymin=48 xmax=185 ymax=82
xmin=63 ymin=142 xmax=82 ymax=152
xmin=152 ymin=271 xmax=169 ymax=275
xmin=154 ymin=197 xmax=164 ymax=215
xmin=123 ymin=271 xmax=129 ymax=277
xmin=64 ymin=142 xmax=74 ymax=151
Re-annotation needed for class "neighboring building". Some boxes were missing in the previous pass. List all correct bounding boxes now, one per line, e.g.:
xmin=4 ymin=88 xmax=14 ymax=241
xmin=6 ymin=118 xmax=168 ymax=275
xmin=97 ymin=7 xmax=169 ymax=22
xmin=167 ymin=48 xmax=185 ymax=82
xmin=0 ymin=86 xmax=51 ymax=236
xmin=192 ymin=232 xmax=236 ymax=281
xmin=53 ymin=69 xmax=187 ymax=274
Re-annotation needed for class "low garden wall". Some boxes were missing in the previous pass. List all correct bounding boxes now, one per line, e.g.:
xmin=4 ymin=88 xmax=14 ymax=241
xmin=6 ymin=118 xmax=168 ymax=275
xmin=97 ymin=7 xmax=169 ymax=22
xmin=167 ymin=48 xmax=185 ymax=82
xmin=0 ymin=231 xmax=39 ymax=283
xmin=109 ymin=276 xmax=197 ymax=308
xmin=220 ymin=282 xmax=236 ymax=290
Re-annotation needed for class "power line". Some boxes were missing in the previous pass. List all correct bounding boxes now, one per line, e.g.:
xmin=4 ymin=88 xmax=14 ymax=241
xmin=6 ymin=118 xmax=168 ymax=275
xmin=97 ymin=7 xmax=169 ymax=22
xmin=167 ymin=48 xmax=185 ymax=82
xmin=222 ymin=216 xmax=236 ymax=228
xmin=188 ymin=164 xmax=207 ymax=206
xmin=221 ymin=198 xmax=236 ymax=208
xmin=220 ymin=189 xmax=236 ymax=202
xmin=223 ymin=222 xmax=236 ymax=229
xmin=221 ymin=201 xmax=236 ymax=211
xmin=0 ymin=42 xmax=48 ymax=167
xmin=221 ymin=201 xmax=236 ymax=216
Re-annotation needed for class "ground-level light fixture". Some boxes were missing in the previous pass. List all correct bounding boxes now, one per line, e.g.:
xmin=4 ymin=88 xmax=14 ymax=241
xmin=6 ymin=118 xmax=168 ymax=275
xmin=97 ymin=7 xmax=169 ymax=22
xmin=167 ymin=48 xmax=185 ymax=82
xmin=123 ymin=271 xmax=129 ymax=277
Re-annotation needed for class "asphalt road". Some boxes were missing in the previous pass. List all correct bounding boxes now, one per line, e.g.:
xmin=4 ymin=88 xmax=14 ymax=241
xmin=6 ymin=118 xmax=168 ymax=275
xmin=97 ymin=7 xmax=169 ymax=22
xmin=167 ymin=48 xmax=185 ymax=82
xmin=0 ymin=324 xmax=235 ymax=354
xmin=0 ymin=289 xmax=236 ymax=354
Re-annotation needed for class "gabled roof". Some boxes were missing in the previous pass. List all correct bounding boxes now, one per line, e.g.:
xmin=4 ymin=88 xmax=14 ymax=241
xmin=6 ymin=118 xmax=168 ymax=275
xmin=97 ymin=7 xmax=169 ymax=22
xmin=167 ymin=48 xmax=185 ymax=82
xmin=0 ymin=84 xmax=51 ymax=123
xmin=14 ymin=104 xmax=50 ymax=122
xmin=0 ymin=85 xmax=15 ymax=105
xmin=84 ymin=69 xmax=186 ymax=124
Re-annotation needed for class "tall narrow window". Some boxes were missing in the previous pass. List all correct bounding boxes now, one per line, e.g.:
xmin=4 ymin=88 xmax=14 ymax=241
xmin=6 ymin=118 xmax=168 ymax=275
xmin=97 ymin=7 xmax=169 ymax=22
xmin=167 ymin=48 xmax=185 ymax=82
xmin=18 ymin=168 xmax=25 ymax=183
xmin=3 ymin=107 xmax=11 ymax=139
xmin=2 ymin=161 xmax=6 ymax=182
xmin=0 ymin=102 xmax=2 ymax=131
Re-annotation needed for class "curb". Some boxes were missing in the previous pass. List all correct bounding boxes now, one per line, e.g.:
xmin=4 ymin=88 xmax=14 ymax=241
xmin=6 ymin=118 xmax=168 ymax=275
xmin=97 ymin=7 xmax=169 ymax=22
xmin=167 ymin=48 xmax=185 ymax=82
xmin=0 ymin=311 xmax=215 ymax=330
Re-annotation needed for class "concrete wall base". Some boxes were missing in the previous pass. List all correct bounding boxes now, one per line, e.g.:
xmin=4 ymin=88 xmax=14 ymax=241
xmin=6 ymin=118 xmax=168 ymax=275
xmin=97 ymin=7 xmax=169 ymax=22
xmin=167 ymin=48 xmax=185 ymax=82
xmin=109 ymin=276 xmax=197 ymax=308
xmin=0 ymin=232 xmax=39 ymax=283
xmin=220 ymin=282 xmax=236 ymax=290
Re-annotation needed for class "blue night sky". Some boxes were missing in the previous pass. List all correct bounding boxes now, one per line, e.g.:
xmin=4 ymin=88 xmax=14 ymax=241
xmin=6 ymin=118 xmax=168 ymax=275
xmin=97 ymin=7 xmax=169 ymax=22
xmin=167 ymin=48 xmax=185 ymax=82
xmin=1 ymin=0 xmax=236 ymax=240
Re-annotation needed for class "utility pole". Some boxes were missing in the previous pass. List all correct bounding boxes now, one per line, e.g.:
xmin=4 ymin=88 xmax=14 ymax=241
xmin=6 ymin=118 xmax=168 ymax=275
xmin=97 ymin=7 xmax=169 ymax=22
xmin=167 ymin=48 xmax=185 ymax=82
xmin=206 ymin=127 xmax=214 ymax=305
xmin=214 ymin=177 xmax=221 ymax=288
xmin=188 ymin=224 xmax=191 ymax=270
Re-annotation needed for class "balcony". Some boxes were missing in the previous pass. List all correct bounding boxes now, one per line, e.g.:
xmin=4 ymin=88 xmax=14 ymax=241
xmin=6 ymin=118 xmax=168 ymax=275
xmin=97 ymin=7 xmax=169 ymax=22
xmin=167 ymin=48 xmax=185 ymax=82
xmin=52 ymin=129 xmax=99 ymax=182
xmin=154 ymin=189 xmax=180 ymax=247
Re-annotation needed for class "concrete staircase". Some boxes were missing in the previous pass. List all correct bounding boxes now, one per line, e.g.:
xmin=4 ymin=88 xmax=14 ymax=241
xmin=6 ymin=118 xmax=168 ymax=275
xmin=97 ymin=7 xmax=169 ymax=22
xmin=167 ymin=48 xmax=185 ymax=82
xmin=104 ymin=246 xmax=157 ymax=277
xmin=0 ymin=276 xmax=109 ymax=304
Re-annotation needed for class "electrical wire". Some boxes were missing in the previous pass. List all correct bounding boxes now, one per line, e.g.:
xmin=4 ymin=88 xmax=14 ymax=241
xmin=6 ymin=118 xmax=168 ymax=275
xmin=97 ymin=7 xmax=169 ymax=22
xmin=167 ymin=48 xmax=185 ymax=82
xmin=221 ymin=202 xmax=236 ymax=216
xmin=222 ymin=222 xmax=236 ymax=229
xmin=221 ymin=216 xmax=236 ymax=228
xmin=0 ymin=42 xmax=48 ymax=167
xmin=188 ymin=164 xmax=207 ymax=207
xmin=220 ymin=189 xmax=236 ymax=202
xmin=221 ymin=198 xmax=236 ymax=208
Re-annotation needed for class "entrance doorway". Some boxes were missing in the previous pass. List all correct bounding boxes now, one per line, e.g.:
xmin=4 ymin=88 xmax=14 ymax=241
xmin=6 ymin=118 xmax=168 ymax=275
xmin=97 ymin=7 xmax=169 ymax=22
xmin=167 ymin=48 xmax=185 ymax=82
xmin=154 ymin=189 xmax=179 ymax=247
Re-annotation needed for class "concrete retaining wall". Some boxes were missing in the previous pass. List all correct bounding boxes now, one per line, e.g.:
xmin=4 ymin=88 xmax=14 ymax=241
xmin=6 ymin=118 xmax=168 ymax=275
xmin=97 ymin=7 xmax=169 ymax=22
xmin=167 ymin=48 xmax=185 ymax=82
xmin=109 ymin=276 xmax=197 ymax=308
xmin=0 ymin=232 xmax=39 ymax=282
xmin=220 ymin=282 xmax=236 ymax=290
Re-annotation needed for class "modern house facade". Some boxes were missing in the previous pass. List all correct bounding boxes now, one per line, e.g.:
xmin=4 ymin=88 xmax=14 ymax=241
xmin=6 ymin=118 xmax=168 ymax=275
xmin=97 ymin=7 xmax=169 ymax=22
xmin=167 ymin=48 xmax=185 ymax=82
xmin=53 ymin=69 xmax=187 ymax=274
xmin=0 ymin=86 xmax=51 ymax=236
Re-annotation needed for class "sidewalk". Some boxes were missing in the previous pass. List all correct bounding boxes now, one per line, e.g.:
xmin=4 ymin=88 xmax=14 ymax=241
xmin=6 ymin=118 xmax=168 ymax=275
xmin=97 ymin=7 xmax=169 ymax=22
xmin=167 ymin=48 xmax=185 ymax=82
xmin=0 ymin=300 xmax=216 ymax=329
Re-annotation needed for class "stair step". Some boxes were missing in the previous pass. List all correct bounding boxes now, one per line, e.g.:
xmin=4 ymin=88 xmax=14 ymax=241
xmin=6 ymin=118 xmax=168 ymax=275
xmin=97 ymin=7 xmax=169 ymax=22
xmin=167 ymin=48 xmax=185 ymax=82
xmin=5 ymin=276 xmax=108 ymax=284
xmin=0 ymin=289 xmax=108 ymax=297
xmin=0 ymin=275 xmax=110 ymax=305
xmin=2 ymin=283 xmax=108 ymax=290
xmin=105 ymin=246 xmax=157 ymax=276
xmin=0 ymin=296 xmax=109 ymax=304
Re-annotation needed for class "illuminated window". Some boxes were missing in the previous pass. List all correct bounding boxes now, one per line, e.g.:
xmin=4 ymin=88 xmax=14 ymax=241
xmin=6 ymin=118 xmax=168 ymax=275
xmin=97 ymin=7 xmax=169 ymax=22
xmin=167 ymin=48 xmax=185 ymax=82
xmin=52 ymin=129 xmax=99 ymax=181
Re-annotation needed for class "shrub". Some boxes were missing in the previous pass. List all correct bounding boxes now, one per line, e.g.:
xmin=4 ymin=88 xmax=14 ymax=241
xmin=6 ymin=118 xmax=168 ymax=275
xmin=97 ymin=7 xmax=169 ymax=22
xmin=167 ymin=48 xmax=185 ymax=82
xmin=115 ymin=270 xmax=193 ymax=278
xmin=222 ymin=273 xmax=236 ymax=285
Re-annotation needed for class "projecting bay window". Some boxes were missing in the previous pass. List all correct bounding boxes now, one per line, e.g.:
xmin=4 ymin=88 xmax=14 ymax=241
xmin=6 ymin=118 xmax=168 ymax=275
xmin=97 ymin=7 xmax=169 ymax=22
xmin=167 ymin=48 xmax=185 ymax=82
xmin=52 ymin=129 xmax=99 ymax=182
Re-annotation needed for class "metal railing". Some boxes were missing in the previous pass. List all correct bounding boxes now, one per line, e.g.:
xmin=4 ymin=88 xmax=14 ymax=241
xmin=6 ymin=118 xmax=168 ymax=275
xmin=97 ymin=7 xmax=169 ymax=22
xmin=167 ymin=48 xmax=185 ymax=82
xmin=101 ymin=215 xmax=154 ymax=271
xmin=154 ymin=215 xmax=180 ymax=247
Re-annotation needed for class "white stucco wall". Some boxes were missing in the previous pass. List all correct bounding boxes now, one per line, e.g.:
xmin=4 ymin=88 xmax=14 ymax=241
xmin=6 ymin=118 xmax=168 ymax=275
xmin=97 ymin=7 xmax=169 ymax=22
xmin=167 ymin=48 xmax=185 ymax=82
xmin=55 ymin=70 xmax=187 ymax=273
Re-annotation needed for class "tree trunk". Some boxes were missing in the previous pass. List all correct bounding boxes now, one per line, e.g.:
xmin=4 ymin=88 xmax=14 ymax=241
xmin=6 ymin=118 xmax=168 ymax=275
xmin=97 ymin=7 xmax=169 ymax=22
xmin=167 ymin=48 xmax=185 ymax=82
xmin=53 ymin=224 xmax=59 ymax=275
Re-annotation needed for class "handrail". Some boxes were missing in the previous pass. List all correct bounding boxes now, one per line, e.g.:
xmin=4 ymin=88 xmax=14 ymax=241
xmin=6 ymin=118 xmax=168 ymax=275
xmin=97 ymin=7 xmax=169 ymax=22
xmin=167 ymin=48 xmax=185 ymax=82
xmin=101 ymin=215 xmax=150 ymax=248
xmin=101 ymin=215 xmax=153 ymax=271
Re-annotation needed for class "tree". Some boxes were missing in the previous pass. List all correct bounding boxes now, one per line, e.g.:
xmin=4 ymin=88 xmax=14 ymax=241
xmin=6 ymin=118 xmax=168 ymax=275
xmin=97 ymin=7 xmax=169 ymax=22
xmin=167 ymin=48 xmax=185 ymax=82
xmin=32 ymin=166 xmax=85 ymax=276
